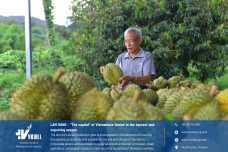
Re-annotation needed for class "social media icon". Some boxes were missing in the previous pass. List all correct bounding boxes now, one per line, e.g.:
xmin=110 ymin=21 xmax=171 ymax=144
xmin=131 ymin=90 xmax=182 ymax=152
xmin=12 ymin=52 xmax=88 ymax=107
xmin=175 ymin=138 xmax=179 ymax=142
xmin=175 ymin=145 xmax=178 ymax=149
xmin=175 ymin=123 xmax=178 ymax=126
xmin=174 ymin=130 xmax=178 ymax=134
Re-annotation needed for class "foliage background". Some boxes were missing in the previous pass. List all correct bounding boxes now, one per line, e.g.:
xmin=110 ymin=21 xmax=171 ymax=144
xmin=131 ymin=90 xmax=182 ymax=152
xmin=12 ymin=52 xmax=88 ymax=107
xmin=0 ymin=0 xmax=228 ymax=95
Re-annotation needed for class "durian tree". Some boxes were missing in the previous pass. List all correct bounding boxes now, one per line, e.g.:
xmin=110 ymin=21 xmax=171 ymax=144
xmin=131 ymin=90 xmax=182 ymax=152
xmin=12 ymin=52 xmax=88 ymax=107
xmin=60 ymin=0 xmax=228 ymax=87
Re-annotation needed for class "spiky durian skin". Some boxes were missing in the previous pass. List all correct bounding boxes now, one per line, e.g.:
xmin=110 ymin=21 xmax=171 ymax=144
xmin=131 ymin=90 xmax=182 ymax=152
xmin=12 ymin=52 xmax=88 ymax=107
xmin=59 ymin=71 xmax=95 ymax=112
xmin=168 ymin=80 xmax=179 ymax=88
xmin=71 ymin=88 xmax=114 ymax=120
xmin=103 ymin=63 xmax=123 ymax=85
xmin=0 ymin=110 xmax=25 ymax=120
xmin=107 ymin=99 xmax=164 ymax=120
xmin=110 ymin=86 xmax=120 ymax=100
xmin=156 ymin=88 xmax=179 ymax=109
xmin=103 ymin=87 xmax=111 ymax=94
xmin=171 ymin=90 xmax=219 ymax=120
xmin=122 ymin=84 xmax=141 ymax=98
xmin=106 ymin=99 xmax=164 ymax=151
xmin=10 ymin=73 xmax=70 ymax=120
xmin=191 ymin=80 xmax=203 ymax=89
xmin=216 ymin=89 xmax=228 ymax=113
xmin=141 ymin=89 xmax=158 ymax=105
xmin=190 ymin=101 xmax=221 ymax=120
xmin=162 ymin=91 xmax=186 ymax=115
xmin=179 ymin=80 xmax=192 ymax=87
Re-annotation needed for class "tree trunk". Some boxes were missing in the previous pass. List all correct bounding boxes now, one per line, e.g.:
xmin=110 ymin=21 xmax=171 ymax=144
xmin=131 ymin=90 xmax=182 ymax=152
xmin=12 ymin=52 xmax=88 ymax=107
xmin=42 ymin=0 xmax=51 ymax=46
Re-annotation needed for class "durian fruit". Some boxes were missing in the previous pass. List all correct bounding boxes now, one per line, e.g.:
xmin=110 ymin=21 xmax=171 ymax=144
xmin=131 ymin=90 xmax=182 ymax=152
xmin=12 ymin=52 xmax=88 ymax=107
xmin=122 ymin=84 xmax=141 ymax=98
xmin=168 ymin=74 xmax=183 ymax=88
xmin=141 ymin=89 xmax=158 ymax=105
xmin=148 ymin=81 xmax=154 ymax=89
xmin=191 ymin=80 xmax=203 ymax=89
xmin=103 ymin=87 xmax=111 ymax=94
xmin=103 ymin=63 xmax=123 ymax=85
xmin=162 ymin=91 xmax=186 ymax=115
xmin=216 ymin=89 xmax=228 ymax=113
xmin=110 ymin=85 xmax=121 ymax=100
xmin=156 ymin=87 xmax=180 ymax=109
xmin=171 ymin=89 xmax=222 ymax=120
xmin=106 ymin=90 xmax=165 ymax=152
xmin=179 ymin=80 xmax=192 ymax=87
xmin=194 ymin=84 xmax=211 ymax=93
xmin=10 ymin=67 xmax=70 ymax=120
xmin=71 ymin=88 xmax=114 ymax=120
xmin=0 ymin=110 xmax=25 ymax=120
xmin=107 ymin=89 xmax=164 ymax=120
xmin=59 ymin=71 xmax=95 ymax=113
xmin=153 ymin=76 xmax=168 ymax=90
xmin=207 ymin=82 xmax=219 ymax=89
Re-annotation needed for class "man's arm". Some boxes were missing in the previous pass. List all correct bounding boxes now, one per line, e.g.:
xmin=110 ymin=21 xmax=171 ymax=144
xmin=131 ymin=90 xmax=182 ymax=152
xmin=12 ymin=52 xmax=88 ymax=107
xmin=118 ymin=74 xmax=151 ymax=88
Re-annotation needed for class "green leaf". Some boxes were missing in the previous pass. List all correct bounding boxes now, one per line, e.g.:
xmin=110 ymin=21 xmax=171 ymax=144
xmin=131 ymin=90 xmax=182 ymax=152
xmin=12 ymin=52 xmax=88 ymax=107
xmin=140 ymin=3 xmax=142 ymax=8
xmin=91 ymin=49 xmax=94 ymax=53
xmin=164 ymin=34 xmax=167 ymax=40
xmin=139 ymin=13 xmax=142 ymax=18
xmin=150 ymin=13 xmax=153 ymax=18
xmin=125 ymin=4 xmax=130 ymax=9
xmin=117 ymin=39 xmax=120 ymax=44
xmin=96 ymin=2 xmax=99 ymax=7
xmin=151 ymin=44 xmax=155 ymax=49
xmin=179 ymin=2 xmax=182 ymax=9
xmin=174 ymin=51 xmax=178 ymax=59
xmin=92 ymin=37 xmax=95 ymax=46
xmin=81 ymin=38 xmax=85 ymax=45
xmin=164 ymin=114 xmax=173 ymax=120
xmin=144 ymin=38 xmax=147 ymax=44
xmin=184 ymin=13 xmax=186 ymax=18
xmin=218 ymin=54 xmax=222 ymax=59
xmin=104 ymin=24 xmax=106 ymax=30
xmin=135 ymin=11 xmax=138 ymax=18
xmin=147 ymin=8 xmax=150 ymax=14
xmin=146 ymin=27 xmax=148 ymax=32
xmin=179 ymin=23 xmax=182 ymax=31
xmin=159 ymin=2 xmax=163 ymax=8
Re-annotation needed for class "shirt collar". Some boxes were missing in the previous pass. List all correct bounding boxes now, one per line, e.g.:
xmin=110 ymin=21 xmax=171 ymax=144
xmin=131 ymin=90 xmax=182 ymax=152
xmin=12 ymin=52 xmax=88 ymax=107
xmin=125 ymin=48 xmax=144 ymax=59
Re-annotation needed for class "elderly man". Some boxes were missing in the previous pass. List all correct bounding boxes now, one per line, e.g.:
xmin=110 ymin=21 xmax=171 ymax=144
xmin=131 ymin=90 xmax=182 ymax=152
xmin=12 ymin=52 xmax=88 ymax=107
xmin=100 ymin=27 xmax=156 ymax=92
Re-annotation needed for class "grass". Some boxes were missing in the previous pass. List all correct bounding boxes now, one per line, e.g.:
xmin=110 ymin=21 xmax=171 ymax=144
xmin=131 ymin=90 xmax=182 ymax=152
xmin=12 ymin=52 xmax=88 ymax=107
xmin=0 ymin=66 xmax=228 ymax=111
xmin=0 ymin=68 xmax=56 ymax=111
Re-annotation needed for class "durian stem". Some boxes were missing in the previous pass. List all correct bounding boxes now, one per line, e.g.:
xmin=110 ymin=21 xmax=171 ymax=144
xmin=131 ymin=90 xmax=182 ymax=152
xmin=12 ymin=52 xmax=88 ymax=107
xmin=132 ymin=89 xmax=142 ymax=104
xmin=209 ymin=85 xmax=219 ymax=97
xmin=111 ymin=86 xmax=119 ymax=95
xmin=52 ymin=67 xmax=66 ymax=84
xmin=183 ymin=114 xmax=192 ymax=120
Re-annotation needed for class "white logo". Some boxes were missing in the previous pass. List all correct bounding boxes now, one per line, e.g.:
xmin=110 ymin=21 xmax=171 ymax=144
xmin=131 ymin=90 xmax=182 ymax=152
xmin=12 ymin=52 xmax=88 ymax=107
xmin=175 ymin=145 xmax=178 ymax=149
xmin=174 ymin=130 xmax=178 ymax=134
xmin=16 ymin=123 xmax=42 ymax=140
xmin=175 ymin=138 xmax=179 ymax=142
xmin=137 ymin=62 xmax=142 ymax=65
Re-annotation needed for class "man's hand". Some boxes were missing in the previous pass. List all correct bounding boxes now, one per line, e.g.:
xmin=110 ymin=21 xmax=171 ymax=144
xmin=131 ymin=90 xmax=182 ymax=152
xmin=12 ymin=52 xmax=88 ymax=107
xmin=118 ymin=75 xmax=133 ymax=89
xmin=99 ymin=66 xmax=105 ymax=75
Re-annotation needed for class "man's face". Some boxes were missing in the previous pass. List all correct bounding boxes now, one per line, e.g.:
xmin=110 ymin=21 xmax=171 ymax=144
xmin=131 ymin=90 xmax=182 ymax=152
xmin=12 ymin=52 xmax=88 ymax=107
xmin=124 ymin=32 xmax=142 ymax=54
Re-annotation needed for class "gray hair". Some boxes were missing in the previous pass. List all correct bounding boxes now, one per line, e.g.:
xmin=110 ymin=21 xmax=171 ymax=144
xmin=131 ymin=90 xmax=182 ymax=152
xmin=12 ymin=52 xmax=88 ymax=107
xmin=124 ymin=28 xmax=142 ymax=38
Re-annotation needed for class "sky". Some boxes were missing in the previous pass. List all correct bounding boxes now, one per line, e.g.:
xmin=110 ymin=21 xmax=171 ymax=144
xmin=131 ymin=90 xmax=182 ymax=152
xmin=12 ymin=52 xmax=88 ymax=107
xmin=0 ymin=0 xmax=73 ymax=26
